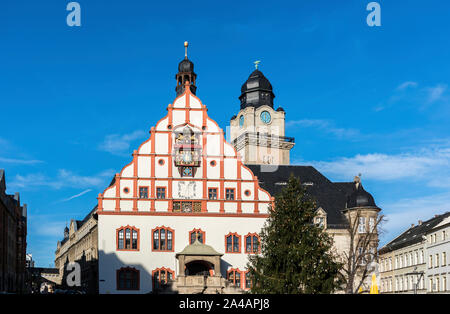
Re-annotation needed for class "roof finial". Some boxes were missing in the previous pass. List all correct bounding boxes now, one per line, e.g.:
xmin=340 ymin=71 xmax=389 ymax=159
xmin=254 ymin=60 xmax=261 ymax=69
xmin=184 ymin=41 xmax=189 ymax=59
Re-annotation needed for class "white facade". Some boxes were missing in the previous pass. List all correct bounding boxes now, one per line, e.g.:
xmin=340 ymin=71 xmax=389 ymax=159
xmin=425 ymin=217 xmax=450 ymax=293
xmin=97 ymin=82 xmax=272 ymax=294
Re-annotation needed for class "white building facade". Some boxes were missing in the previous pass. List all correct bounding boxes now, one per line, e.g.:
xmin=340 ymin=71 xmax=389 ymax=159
xmin=97 ymin=66 xmax=272 ymax=293
xmin=425 ymin=216 xmax=450 ymax=293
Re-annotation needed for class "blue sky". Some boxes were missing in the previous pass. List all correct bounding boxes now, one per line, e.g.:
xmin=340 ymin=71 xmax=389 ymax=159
xmin=1 ymin=0 xmax=449 ymax=267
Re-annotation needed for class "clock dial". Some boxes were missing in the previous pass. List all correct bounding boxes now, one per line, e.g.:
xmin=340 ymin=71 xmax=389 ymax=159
xmin=260 ymin=111 xmax=271 ymax=124
xmin=182 ymin=152 xmax=193 ymax=163
xmin=239 ymin=115 xmax=244 ymax=127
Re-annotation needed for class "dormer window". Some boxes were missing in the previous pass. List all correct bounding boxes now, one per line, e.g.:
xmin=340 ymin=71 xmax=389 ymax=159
xmin=315 ymin=217 xmax=325 ymax=228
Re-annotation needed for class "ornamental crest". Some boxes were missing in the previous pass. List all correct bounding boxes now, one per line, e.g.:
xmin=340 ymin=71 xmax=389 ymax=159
xmin=173 ymin=126 xmax=201 ymax=177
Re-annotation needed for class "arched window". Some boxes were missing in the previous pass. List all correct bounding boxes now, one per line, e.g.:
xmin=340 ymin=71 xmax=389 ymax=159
xmin=117 ymin=267 xmax=139 ymax=290
xmin=227 ymin=268 xmax=242 ymax=288
xmin=152 ymin=227 xmax=174 ymax=251
xmin=117 ymin=226 xmax=139 ymax=251
xmin=244 ymin=233 xmax=260 ymax=254
xmin=152 ymin=268 xmax=175 ymax=290
xmin=225 ymin=232 xmax=241 ymax=253
xmin=189 ymin=228 xmax=205 ymax=244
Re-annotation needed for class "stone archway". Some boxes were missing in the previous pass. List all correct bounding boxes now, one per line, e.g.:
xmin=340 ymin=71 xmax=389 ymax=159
xmin=185 ymin=260 xmax=214 ymax=276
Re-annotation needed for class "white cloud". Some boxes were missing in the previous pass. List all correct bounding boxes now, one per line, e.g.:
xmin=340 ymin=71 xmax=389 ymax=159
xmin=379 ymin=192 xmax=450 ymax=246
xmin=286 ymin=119 xmax=362 ymax=140
xmin=58 ymin=189 xmax=93 ymax=203
xmin=397 ymin=81 xmax=418 ymax=90
xmin=8 ymin=169 xmax=115 ymax=191
xmin=425 ymin=84 xmax=447 ymax=104
xmin=305 ymin=145 xmax=450 ymax=185
xmin=98 ymin=130 xmax=147 ymax=156
xmin=0 ymin=157 xmax=44 ymax=165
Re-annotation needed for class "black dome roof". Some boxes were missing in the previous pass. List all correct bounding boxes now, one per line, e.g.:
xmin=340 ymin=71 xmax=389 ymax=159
xmin=276 ymin=107 xmax=285 ymax=112
xmin=239 ymin=69 xmax=275 ymax=109
xmin=178 ymin=58 xmax=194 ymax=73
xmin=346 ymin=183 xmax=377 ymax=208
xmin=240 ymin=70 xmax=273 ymax=94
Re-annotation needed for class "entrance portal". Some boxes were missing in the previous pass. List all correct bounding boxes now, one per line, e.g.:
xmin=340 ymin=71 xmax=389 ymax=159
xmin=185 ymin=260 xmax=213 ymax=276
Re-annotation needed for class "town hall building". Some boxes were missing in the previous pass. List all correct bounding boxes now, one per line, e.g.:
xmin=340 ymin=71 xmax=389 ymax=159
xmin=60 ymin=42 xmax=382 ymax=294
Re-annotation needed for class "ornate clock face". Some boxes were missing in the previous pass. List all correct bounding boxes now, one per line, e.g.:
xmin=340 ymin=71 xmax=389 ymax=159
xmin=260 ymin=111 xmax=271 ymax=124
xmin=182 ymin=152 xmax=193 ymax=163
xmin=239 ymin=115 xmax=244 ymax=127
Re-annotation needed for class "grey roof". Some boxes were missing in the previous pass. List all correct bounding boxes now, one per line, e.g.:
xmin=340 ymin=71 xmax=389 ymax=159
xmin=247 ymin=165 xmax=376 ymax=229
xmin=379 ymin=212 xmax=450 ymax=254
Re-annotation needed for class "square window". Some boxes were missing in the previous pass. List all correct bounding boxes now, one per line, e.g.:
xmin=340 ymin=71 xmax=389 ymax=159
xmin=208 ymin=188 xmax=218 ymax=200
xmin=226 ymin=189 xmax=235 ymax=200
xmin=139 ymin=187 xmax=149 ymax=199
xmin=157 ymin=187 xmax=166 ymax=199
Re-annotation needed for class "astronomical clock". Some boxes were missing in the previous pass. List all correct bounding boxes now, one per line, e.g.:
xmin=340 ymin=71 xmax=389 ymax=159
xmin=173 ymin=126 xmax=201 ymax=177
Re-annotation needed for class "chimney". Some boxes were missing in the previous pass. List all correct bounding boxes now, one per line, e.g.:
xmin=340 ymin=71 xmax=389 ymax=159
xmin=435 ymin=214 xmax=439 ymax=218
xmin=418 ymin=220 xmax=423 ymax=225
xmin=411 ymin=223 xmax=415 ymax=228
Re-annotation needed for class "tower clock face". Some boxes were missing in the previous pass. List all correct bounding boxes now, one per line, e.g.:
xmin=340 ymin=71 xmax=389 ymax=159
xmin=239 ymin=115 xmax=244 ymax=127
xmin=260 ymin=111 xmax=271 ymax=124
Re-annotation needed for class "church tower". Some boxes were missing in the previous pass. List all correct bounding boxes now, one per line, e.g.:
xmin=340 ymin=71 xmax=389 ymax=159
xmin=229 ymin=64 xmax=295 ymax=165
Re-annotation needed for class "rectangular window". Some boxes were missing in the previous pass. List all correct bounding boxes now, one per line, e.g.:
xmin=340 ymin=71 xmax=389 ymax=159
xmin=436 ymin=254 xmax=440 ymax=267
xmin=139 ymin=187 xmax=149 ymax=199
xmin=358 ymin=217 xmax=366 ymax=233
xmin=225 ymin=188 xmax=235 ymax=200
xmin=208 ymin=188 xmax=218 ymax=200
xmin=443 ymin=252 xmax=447 ymax=266
xmin=156 ymin=187 xmax=166 ymax=199
xmin=369 ymin=217 xmax=375 ymax=231
xmin=118 ymin=230 xmax=124 ymax=249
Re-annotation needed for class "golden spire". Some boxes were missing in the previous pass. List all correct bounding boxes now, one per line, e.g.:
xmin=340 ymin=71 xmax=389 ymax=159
xmin=254 ymin=60 xmax=261 ymax=69
xmin=184 ymin=41 xmax=189 ymax=59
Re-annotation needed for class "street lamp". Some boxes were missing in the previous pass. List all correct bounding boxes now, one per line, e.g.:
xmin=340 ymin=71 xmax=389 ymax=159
xmin=405 ymin=266 xmax=424 ymax=295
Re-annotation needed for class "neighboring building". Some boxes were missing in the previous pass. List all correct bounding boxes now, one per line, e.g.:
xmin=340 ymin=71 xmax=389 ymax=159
xmin=379 ymin=212 xmax=450 ymax=294
xmin=95 ymin=43 xmax=382 ymax=294
xmin=425 ymin=215 xmax=450 ymax=293
xmin=0 ymin=169 xmax=27 ymax=293
xmin=54 ymin=206 xmax=98 ymax=294
xmin=27 ymin=267 xmax=59 ymax=294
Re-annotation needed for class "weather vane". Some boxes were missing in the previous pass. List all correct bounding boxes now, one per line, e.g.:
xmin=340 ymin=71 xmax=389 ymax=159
xmin=254 ymin=60 xmax=261 ymax=69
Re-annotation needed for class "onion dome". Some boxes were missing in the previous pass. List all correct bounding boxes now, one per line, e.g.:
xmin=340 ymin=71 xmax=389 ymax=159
xmin=178 ymin=58 xmax=194 ymax=73
xmin=346 ymin=176 xmax=378 ymax=209
xmin=239 ymin=67 xmax=275 ymax=110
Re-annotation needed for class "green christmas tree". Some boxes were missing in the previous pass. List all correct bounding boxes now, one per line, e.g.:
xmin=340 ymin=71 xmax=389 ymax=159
xmin=247 ymin=175 xmax=342 ymax=294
